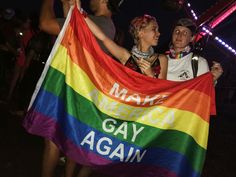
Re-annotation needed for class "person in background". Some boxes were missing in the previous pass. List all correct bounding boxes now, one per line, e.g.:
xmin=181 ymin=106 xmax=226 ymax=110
xmin=39 ymin=0 xmax=124 ymax=177
xmin=17 ymin=31 xmax=53 ymax=115
xmin=40 ymin=0 xmax=123 ymax=54
xmin=0 ymin=30 xmax=15 ymax=93
xmin=6 ymin=14 xmax=36 ymax=103
xmin=166 ymin=18 xmax=223 ymax=82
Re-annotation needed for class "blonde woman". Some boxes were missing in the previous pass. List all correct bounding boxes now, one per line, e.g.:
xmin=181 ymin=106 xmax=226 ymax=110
xmin=76 ymin=0 xmax=168 ymax=79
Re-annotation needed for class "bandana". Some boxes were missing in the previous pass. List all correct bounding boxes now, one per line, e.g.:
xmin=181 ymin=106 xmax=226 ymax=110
xmin=167 ymin=45 xmax=192 ymax=59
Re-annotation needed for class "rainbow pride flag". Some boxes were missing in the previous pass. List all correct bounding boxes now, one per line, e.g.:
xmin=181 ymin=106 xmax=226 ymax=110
xmin=23 ymin=7 xmax=216 ymax=177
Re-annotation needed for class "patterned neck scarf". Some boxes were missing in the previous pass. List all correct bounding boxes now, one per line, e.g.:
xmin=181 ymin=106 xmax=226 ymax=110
xmin=167 ymin=45 xmax=192 ymax=59
xmin=131 ymin=45 xmax=154 ymax=59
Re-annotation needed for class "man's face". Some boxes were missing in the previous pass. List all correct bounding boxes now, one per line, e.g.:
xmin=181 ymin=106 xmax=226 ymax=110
xmin=89 ymin=0 xmax=101 ymax=13
xmin=172 ymin=26 xmax=194 ymax=51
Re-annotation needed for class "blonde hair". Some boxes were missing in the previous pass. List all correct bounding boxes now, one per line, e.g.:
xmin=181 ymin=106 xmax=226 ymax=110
xmin=129 ymin=14 xmax=158 ymax=44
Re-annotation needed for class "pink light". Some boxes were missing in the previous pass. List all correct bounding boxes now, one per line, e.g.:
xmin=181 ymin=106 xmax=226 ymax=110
xmin=210 ymin=2 xmax=236 ymax=28
xmin=186 ymin=1 xmax=236 ymax=56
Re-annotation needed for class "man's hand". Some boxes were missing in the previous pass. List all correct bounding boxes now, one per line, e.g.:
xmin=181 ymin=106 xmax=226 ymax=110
xmin=211 ymin=61 xmax=223 ymax=81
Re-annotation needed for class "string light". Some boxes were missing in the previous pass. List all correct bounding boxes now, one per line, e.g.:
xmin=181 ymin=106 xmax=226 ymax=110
xmin=184 ymin=2 xmax=198 ymax=20
xmin=214 ymin=36 xmax=236 ymax=55
xmin=202 ymin=27 xmax=212 ymax=36
xmin=186 ymin=1 xmax=236 ymax=56
xmin=202 ymin=26 xmax=236 ymax=55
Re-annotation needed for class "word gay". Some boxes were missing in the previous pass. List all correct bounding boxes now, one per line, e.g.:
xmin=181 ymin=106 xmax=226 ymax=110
xmin=80 ymin=118 xmax=147 ymax=162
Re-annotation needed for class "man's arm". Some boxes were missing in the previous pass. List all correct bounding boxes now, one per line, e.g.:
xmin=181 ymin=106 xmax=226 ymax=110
xmin=39 ymin=0 xmax=61 ymax=35
xmin=61 ymin=0 xmax=72 ymax=17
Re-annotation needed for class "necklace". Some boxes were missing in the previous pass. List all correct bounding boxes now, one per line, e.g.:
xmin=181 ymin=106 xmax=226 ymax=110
xmin=131 ymin=45 xmax=154 ymax=59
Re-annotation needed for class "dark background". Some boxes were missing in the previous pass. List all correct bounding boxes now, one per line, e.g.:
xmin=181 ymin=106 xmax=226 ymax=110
xmin=1 ymin=0 xmax=235 ymax=48
xmin=0 ymin=0 xmax=236 ymax=177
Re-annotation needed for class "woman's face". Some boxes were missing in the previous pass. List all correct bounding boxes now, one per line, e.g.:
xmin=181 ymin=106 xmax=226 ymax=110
xmin=139 ymin=21 xmax=160 ymax=47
